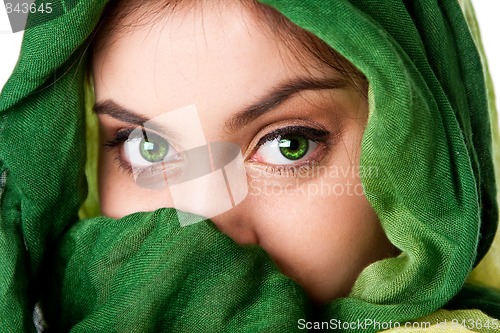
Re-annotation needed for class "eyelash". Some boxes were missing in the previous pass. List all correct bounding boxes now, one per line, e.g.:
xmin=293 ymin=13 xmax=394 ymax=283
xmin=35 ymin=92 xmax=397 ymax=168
xmin=103 ymin=127 xmax=143 ymax=174
xmin=103 ymin=125 xmax=332 ymax=177
xmin=104 ymin=127 xmax=136 ymax=149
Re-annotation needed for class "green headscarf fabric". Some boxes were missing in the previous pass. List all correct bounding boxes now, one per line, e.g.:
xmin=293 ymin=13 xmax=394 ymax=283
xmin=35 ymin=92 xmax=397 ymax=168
xmin=0 ymin=0 xmax=498 ymax=332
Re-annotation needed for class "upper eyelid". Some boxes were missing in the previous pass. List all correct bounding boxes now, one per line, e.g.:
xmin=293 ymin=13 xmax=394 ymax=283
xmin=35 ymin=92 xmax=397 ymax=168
xmin=122 ymin=126 xmax=188 ymax=159
xmin=112 ymin=126 xmax=172 ymax=146
xmin=103 ymin=126 xmax=169 ymax=151
xmin=256 ymin=126 xmax=330 ymax=147
xmin=98 ymin=110 xmax=181 ymax=143
xmin=123 ymin=126 xmax=162 ymax=137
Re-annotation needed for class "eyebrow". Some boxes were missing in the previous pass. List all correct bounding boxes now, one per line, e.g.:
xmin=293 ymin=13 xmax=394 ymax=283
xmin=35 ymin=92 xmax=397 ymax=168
xmin=94 ymin=76 xmax=348 ymax=132
xmin=93 ymin=100 xmax=149 ymax=125
xmin=93 ymin=100 xmax=173 ymax=137
xmin=225 ymin=76 xmax=348 ymax=132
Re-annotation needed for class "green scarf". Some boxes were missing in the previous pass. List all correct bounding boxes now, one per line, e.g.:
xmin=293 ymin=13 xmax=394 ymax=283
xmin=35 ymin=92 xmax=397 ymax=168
xmin=1 ymin=0 xmax=499 ymax=332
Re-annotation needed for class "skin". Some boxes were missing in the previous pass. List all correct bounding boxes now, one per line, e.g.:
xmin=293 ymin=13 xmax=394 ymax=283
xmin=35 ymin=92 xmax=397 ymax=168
xmin=93 ymin=2 xmax=396 ymax=303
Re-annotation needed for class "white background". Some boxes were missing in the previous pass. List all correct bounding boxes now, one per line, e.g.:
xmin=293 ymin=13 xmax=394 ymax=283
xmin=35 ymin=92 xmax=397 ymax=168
xmin=0 ymin=1 xmax=499 ymax=129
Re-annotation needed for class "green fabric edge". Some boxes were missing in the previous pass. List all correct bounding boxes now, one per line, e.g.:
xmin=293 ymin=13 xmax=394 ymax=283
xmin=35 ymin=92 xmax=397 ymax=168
xmin=78 ymin=74 xmax=100 ymax=219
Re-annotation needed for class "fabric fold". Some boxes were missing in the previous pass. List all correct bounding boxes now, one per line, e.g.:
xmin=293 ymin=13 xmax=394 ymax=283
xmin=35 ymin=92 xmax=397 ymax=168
xmin=42 ymin=208 xmax=310 ymax=332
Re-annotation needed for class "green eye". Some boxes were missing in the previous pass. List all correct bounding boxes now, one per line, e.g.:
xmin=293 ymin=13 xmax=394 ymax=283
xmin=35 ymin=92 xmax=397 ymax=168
xmin=279 ymin=135 xmax=309 ymax=160
xmin=140 ymin=136 xmax=169 ymax=163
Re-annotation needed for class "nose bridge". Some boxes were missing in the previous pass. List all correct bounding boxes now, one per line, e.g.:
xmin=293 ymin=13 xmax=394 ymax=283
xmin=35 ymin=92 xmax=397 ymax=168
xmin=209 ymin=202 xmax=259 ymax=245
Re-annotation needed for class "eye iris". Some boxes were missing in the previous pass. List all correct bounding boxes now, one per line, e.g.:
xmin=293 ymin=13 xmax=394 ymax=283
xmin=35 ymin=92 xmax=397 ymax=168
xmin=279 ymin=135 xmax=309 ymax=160
xmin=140 ymin=138 xmax=168 ymax=163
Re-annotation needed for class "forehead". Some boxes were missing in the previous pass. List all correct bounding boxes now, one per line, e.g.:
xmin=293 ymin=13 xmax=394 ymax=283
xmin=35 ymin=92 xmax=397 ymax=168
xmin=91 ymin=2 xmax=325 ymax=119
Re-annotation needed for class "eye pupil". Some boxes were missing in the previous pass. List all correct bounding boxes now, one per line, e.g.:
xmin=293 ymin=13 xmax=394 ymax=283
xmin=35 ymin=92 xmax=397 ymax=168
xmin=140 ymin=138 xmax=169 ymax=163
xmin=288 ymin=140 xmax=299 ymax=150
xmin=279 ymin=135 xmax=309 ymax=160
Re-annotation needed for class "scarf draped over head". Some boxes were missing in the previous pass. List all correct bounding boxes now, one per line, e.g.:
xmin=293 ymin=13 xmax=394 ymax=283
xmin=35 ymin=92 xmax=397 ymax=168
xmin=0 ymin=0 xmax=499 ymax=332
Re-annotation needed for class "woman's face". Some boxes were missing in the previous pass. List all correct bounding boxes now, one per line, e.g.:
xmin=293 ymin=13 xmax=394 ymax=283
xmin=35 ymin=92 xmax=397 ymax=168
xmin=93 ymin=2 xmax=395 ymax=303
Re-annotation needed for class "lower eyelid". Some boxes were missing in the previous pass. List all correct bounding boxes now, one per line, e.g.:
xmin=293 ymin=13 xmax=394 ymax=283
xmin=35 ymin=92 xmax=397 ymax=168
xmin=246 ymin=159 xmax=321 ymax=180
